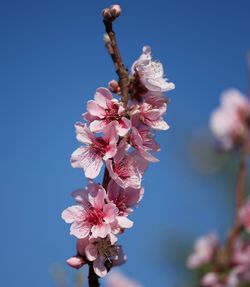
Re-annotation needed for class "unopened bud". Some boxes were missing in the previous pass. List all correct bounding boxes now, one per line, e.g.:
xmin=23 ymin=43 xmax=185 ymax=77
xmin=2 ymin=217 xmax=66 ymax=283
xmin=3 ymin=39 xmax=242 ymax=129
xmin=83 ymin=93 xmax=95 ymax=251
xmin=103 ymin=33 xmax=111 ymax=45
xmin=102 ymin=8 xmax=112 ymax=21
xmin=110 ymin=4 xmax=121 ymax=18
xmin=109 ymin=80 xmax=121 ymax=94
xmin=66 ymin=256 xmax=86 ymax=269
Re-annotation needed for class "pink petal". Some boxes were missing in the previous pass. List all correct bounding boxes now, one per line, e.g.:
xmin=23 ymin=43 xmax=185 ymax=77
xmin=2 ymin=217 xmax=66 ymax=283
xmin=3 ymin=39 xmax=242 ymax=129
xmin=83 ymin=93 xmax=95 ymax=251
xmin=117 ymin=117 xmax=131 ymax=136
xmin=75 ymin=122 xmax=95 ymax=144
xmin=88 ymin=186 xmax=106 ymax=209
xmin=93 ymin=257 xmax=107 ymax=277
xmin=117 ymin=216 xmax=133 ymax=228
xmin=103 ymin=203 xmax=118 ymax=223
xmin=87 ymin=100 xmax=106 ymax=117
xmin=89 ymin=119 xmax=106 ymax=133
xmin=95 ymin=87 xmax=113 ymax=108
xmin=91 ymin=223 xmax=111 ymax=238
xmin=85 ymin=243 xmax=98 ymax=261
xmin=61 ymin=205 xmax=84 ymax=223
xmin=71 ymin=147 xmax=103 ymax=179
xmin=70 ymin=221 xmax=91 ymax=239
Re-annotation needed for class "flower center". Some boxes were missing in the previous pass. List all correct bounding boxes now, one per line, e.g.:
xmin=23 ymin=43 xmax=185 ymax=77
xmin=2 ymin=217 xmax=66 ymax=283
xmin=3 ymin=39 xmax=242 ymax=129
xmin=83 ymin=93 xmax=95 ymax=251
xmin=105 ymin=103 xmax=121 ymax=122
xmin=85 ymin=207 xmax=104 ymax=226
xmin=92 ymin=138 xmax=107 ymax=156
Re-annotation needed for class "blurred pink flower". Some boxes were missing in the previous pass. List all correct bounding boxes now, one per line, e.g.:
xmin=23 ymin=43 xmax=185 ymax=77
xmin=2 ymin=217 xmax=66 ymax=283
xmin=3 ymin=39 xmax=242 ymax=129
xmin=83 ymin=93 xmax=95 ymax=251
xmin=62 ymin=182 xmax=125 ymax=239
xmin=77 ymin=235 xmax=126 ymax=277
xmin=239 ymin=199 xmax=250 ymax=233
xmin=210 ymin=89 xmax=250 ymax=150
xmin=84 ymin=87 xmax=130 ymax=136
xmin=106 ymin=270 xmax=142 ymax=287
xmin=187 ymin=233 xmax=219 ymax=269
xmin=201 ymin=272 xmax=223 ymax=287
xmin=71 ymin=122 xmax=118 ymax=179
xmin=106 ymin=142 xmax=148 ymax=189
xmin=132 ymin=46 xmax=175 ymax=92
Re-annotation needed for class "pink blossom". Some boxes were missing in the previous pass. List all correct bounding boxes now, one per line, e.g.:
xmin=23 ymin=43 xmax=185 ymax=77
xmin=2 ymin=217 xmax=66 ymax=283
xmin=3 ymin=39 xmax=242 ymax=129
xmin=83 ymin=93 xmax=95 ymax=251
xmin=106 ymin=142 xmax=148 ymax=189
xmin=132 ymin=46 xmax=175 ymax=92
xmin=201 ymin=272 xmax=223 ymax=287
xmin=71 ymin=122 xmax=118 ymax=179
xmin=62 ymin=182 xmax=125 ymax=239
xmin=84 ymin=87 xmax=130 ymax=136
xmin=106 ymin=271 xmax=142 ymax=287
xmin=210 ymin=89 xmax=250 ymax=150
xmin=130 ymin=113 xmax=160 ymax=162
xmin=66 ymin=256 xmax=86 ymax=269
xmin=107 ymin=179 xmax=144 ymax=216
xmin=239 ymin=199 xmax=250 ymax=233
xmin=187 ymin=233 xmax=219 ymax=269
xmin=77 ymin=235 xmax=126 ymax=277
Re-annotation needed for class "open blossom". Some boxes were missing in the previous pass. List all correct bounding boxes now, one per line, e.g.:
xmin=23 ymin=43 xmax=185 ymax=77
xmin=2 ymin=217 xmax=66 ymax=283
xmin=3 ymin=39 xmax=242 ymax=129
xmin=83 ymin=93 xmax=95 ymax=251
xmin=187 ymin=233 xmax=219 ymax=269
xmin=132 ymin=93 xmax=169 ymax=131
xmin=71 ymin=122 xmax=118 ymax=179
xmin=83 ymin=87 xmax=130 ymax=136
xmin=132 ymin=46 xmax=175 ymax=92
xmin=210 ymin=89 xmax=250 ymax=150
xmin=107 ymin=180 xmax=144 ymax=216
xmin=201 ymin=272 xmax=223 ymax=287
xmin=106 ymin=271 xmax=142 ymax=287
xmin=106 ymin=141 xmax=148 ymax=189
xmin=77 ymin=235 xmax=126 ymax=277
xmin=239 ymin=199 xmax=250 ymax=233
xmin=130 ymin=113 xmax=160 ymax=162
xmin=61 ymin=182 xmax=133 ymax=239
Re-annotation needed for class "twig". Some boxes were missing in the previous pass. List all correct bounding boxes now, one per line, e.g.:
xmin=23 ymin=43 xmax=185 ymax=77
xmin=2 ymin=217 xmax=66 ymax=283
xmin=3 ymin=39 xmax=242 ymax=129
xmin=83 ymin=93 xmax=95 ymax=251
xmin=88 ymin=5 xmax=129 ymax=287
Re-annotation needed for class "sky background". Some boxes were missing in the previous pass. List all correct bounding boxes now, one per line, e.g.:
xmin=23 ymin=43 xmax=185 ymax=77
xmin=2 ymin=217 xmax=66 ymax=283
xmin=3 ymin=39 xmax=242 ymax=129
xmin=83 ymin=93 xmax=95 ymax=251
xmin=1 ymin=0 xmax=250 ymax=286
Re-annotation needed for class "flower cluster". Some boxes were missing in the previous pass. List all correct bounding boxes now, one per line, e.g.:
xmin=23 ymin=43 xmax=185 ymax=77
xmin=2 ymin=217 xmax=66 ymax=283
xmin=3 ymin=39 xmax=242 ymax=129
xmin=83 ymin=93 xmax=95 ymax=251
xmin=210 ymin=89 xmax=250 ymax=151
xmin=186 ymin=200 xmax=250 ymax=286
xmin=62 ymin=46 xmax=174 ymax=278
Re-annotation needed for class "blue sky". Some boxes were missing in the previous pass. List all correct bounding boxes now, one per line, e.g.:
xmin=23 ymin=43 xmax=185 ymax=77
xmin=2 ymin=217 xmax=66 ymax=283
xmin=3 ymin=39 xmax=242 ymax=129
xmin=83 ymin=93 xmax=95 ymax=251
xmin=0 ymin=0 xmax=250 ymax=286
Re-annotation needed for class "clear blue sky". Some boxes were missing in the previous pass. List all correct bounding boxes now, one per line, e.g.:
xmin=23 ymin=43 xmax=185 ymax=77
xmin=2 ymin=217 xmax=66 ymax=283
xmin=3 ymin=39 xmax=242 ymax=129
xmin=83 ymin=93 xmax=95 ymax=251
xmin=1 ymin=1 xmax=250 ymax=286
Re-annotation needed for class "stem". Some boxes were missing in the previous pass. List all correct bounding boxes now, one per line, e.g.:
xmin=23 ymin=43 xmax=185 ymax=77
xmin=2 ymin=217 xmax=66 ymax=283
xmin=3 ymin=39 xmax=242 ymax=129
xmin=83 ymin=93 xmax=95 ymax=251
xmin=88 ymin=263 xmax=100 ymax=287
xmin=226 ymin=133 xmax=249 ymax=253
xmin=88 ymin=7 xmax=129 ymax=287
xmin=103 ymin=20 xmax=130 ymax=107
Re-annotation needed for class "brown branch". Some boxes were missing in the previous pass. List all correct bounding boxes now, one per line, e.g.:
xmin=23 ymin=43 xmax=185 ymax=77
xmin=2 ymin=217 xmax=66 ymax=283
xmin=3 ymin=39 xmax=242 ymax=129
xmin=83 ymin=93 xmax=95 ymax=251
xmin=103 ymin=20 xmax=129 ymax=107
xmin=88 ymin=5 xmax=129 ymax=287
xmin=88 ymin=263 xmax=100 ymax=287
xmin=225 ymin=133 xmax=249 ymax=254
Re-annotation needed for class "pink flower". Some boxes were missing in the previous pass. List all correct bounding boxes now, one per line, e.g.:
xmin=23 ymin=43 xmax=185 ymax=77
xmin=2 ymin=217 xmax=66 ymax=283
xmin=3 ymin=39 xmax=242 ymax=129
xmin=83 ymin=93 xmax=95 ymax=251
xmin=130 ymin=113 xmax=160 ymax=162
xmin=210 ymin=89 xmax=250 ymax=150
xmin=106 ymin=142 xmax=148 ymax=189
xmin=132 ymin=46 xmax=175 ymax=92
xmin=132 ymin=93 xmax=169 ymax=131
xmin=62 ymin=182 xmax=123 ymax=239
xmin=84 ymin=87 xmax=130 ymax=136
xmin=107 ymin=179 xmax=144 ymax=216
xmin=77 ymin=235 xmax=126 ymax=277
xmin=239 ymin=199 xmax=250 ymax=233
xmin=187 ymin=233 xmax=219 ymax=269
xmin=66 ymin=256 xmax=86 ymax=269
xmin=201 ymin=272 xmax=223 ymax=287
xmin=71 ymin=122 xmax=118 ymax=179
xmin=106 ymin=271 xmax=142 ymax=287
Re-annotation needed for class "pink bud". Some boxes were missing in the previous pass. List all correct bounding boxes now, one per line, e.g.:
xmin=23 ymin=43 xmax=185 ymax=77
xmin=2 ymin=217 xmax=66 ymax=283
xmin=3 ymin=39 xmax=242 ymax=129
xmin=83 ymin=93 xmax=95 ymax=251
xmin=66 ymin=256 xmax=86 ymax=269
xmin=102 ymin=8 xmax=112 ymax=20
xmin=110 ymin=4 xmax=121 ymax=17
xmin=109 ymin=80 xmax=121 ymax=93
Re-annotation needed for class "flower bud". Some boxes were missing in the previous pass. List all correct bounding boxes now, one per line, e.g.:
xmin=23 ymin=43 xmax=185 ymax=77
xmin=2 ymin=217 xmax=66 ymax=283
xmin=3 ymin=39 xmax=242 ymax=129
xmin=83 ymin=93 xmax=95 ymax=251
xmin=110 ymin=4 xmax=121 ymax=18
xmin=102 ymin=8 xmax=112 ymax=21
xmin=66 ymin=256 xmax=86 ymax=269
xmin=109 ymin=80 xmax=121 ymax=94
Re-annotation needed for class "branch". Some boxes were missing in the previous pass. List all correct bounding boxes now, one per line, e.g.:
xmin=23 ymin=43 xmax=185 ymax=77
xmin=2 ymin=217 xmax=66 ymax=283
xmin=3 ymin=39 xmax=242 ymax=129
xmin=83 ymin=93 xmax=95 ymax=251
xmin=88 ymin=5 xmax=128 ymax=287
